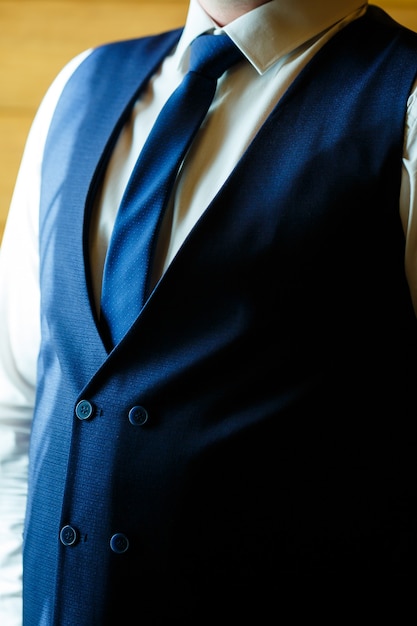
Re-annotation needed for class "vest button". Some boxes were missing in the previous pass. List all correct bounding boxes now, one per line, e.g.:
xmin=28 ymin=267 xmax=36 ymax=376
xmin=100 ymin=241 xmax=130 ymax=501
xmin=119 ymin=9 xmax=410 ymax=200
xmin=110 ymin=533 xmax=129 ymax=554
xmin=75 ymin=399 xmax=94 ymax=420
xmin=128 ymin=405 xmax=149 ymax=426
xmin=60 ymin=525 xmax=78 ymax=546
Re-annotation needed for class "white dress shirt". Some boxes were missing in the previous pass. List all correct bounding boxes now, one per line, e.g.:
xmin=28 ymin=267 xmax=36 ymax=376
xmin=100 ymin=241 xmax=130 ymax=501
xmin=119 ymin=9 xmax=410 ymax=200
xmin=1 ymin=0 xmax=417 ymax=622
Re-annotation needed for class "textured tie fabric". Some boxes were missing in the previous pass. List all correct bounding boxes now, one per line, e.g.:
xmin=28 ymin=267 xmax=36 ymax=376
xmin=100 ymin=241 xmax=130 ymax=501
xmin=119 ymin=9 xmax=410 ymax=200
xmin=100 ymin=33 xmax=244 ymax=346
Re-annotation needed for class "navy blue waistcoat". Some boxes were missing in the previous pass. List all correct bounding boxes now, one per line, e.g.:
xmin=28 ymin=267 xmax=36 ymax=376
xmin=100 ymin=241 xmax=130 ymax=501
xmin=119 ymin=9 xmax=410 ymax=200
xmin=24 ymin=7 xmax=417 ymax=624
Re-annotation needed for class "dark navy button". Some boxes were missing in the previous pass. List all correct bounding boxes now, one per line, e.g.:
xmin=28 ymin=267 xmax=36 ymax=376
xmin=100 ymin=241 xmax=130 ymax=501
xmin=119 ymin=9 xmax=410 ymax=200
xmin=60 ymin=525 xmax=78 ymax=546
xmin=128 ymin=405 xmax=149 ymax=426
xmin=110 ymin=533 xmax=129 ymax=554
xmin=75 ymin=399 xmax=94 ymax=421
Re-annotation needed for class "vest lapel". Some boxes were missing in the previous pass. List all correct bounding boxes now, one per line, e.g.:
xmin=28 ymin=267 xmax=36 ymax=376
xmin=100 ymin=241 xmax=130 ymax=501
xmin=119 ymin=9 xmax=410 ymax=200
xmin=39 ymin=30 xmax=183 ymax=383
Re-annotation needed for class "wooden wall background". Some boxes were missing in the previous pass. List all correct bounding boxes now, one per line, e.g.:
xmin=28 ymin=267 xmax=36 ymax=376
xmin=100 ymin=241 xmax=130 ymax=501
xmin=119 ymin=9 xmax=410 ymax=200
xmin=1 ymin=0 xmax=417 ymax=239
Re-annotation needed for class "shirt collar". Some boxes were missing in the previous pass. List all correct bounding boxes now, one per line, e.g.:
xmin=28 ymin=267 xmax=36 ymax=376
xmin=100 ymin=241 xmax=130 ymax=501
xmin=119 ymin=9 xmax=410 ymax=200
xmin=176 ymin=0 xmax=368 ymax=74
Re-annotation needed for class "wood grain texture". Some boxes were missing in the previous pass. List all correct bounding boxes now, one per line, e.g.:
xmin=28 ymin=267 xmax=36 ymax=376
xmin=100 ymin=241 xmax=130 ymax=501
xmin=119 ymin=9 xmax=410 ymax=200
xmin=0 ymin=0 xmax=416 ymax=238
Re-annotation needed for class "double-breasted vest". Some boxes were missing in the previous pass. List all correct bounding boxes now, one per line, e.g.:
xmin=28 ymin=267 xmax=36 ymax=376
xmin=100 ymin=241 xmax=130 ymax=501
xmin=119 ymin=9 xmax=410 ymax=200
xmin=23 ymin=7 xmax=417 ymax=624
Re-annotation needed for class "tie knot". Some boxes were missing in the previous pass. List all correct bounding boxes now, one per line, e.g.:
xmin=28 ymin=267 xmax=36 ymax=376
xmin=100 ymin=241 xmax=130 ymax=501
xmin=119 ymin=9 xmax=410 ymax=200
xmin=189 ymin=33 xmax=244 ymax=80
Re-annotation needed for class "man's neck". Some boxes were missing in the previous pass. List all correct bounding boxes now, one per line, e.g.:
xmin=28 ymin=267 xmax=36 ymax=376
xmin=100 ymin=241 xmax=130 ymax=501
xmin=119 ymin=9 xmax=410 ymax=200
xmin=197 ymin=0 xmax=272 ymax=26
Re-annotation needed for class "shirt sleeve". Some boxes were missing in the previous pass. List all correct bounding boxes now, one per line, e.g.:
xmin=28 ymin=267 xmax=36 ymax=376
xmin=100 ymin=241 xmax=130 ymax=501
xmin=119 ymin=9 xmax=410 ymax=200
xmin=400 ymin=78 xmax=417 ymax=316
xmin=0 ymin=50 xmax=91 ymax=626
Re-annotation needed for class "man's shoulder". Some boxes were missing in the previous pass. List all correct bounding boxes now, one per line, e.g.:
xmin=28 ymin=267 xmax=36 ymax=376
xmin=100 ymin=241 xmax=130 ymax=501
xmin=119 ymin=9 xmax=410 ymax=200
xmin=53 ymin=27 xmax=184 ymax=110
xmin=90 ymin=27 xmax=184 ymax=67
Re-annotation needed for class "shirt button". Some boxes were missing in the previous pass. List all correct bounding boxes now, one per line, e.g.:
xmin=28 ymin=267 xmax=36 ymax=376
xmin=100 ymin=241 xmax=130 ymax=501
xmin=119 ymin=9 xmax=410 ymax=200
xmin=60 ymin=525 xmax=78 ymax=546
xmin=110 ymin=533 xmax=129 ymax=554
xmin=128 ymin=405 xmax=149 ymax=426
xmin=75 ymin=399 xmax=94 ymax=421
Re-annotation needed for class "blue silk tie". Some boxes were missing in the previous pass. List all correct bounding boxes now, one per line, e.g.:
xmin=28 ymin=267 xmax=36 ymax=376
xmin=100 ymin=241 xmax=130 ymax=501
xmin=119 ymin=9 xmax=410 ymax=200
xmin=100 ymin=33 xmax=244 ymax=346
